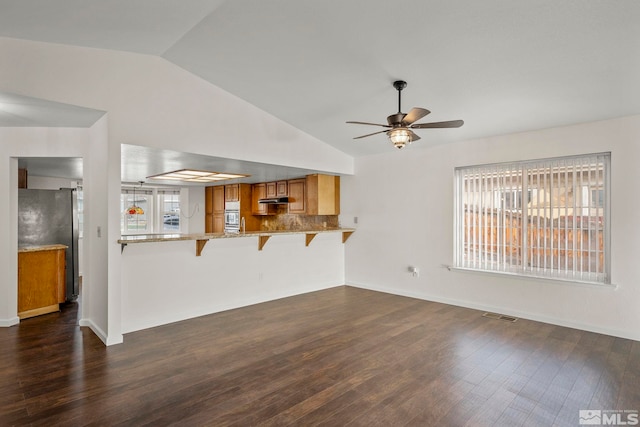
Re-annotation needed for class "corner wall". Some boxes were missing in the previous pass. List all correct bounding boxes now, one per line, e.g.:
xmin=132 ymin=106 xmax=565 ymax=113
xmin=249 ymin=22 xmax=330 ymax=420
xmin=343 ymin=115 xmax=640 ymax=340
xmin=0 ymin=124 xmax=113 ymax=342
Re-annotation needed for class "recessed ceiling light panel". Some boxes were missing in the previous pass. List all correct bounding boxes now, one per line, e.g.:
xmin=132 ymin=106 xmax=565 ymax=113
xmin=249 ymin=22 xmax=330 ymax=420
xmin=147 ymin=169 xmax=249 ymax=183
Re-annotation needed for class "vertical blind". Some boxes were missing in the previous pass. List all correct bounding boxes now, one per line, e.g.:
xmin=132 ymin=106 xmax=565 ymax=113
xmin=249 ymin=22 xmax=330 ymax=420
xmin=454 ymin=152 xmax=610 ymax=284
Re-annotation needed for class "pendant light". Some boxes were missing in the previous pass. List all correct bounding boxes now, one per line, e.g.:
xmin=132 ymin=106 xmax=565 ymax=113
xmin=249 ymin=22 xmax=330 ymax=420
xmin=126 ymin=181 xmax=145 ymax=215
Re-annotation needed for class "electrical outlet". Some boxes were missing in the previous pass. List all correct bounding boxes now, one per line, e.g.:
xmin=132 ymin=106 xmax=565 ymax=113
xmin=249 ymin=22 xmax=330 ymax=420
xmin=408 ymin=266 xmax=419 ymax=277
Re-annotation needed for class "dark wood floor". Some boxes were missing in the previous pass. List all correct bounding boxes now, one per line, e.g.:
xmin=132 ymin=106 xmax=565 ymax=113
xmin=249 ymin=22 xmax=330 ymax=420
xmin=1 ymin=286 xmax=639 ymax=426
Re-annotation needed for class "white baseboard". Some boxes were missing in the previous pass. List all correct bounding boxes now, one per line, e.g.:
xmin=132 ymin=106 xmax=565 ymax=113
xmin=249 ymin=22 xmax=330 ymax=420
xmin=0 ymin=316 xmax=20 ymax=327
xmin=346 ymin=281 xmax=640 ymax=342
xmin=79 ymin=318 xmax=122 ymax=346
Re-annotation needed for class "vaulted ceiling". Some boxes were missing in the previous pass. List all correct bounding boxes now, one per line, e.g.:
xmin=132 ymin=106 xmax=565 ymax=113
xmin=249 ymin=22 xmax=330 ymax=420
xmin=1 ymin=0 xmax=639 ymax=160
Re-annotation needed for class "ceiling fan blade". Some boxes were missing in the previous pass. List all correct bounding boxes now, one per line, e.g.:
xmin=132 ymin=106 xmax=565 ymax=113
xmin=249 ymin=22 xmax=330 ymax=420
xmin=346 ymin=121 xmax=391 ymax=128
xmin=402 ymin=108 xmax=430 ymax=125
xmin=411 ymin=119 xmax=464 ymax=129
xmin=353 ymin=129 xmax=389 ymax=139
xmin=409 ymin=130 xmax=421 ymax=142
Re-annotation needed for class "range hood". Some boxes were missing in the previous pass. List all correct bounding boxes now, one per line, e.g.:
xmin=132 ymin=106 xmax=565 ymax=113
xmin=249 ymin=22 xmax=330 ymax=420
xmin=258 ymin=197 xmax=289 ymax=204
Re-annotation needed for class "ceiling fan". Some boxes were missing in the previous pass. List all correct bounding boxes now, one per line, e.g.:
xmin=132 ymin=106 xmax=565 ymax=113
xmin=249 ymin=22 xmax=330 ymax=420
xmin=346 ymin=80 xmax=464 ymax=149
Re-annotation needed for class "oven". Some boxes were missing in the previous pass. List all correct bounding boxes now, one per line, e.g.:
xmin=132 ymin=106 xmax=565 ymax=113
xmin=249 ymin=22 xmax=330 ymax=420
xmin=224 ymin=201 xmax=240 ymax=233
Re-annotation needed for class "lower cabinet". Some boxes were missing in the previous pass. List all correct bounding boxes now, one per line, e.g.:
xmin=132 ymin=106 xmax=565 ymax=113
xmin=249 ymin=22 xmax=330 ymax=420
xmin=18 ymin=245 xmax=66 ymax=319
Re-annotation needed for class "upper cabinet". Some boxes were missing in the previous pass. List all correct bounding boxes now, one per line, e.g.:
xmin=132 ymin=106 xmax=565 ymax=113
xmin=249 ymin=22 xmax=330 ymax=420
xmin=264 ymin=181 xmax=287 ymax=199
xmin=276 ymin=181 xmax=288 ymax=197
xmin=225 ymin=184 xmax=239 ymax=202
xmin=252 ymin=183 xmax=275 ymax=216
xmin=287 ymin=178 xmax=306 ymax=214
xmin=208 ymin=174 xmax=340 ymax=231
xmin=265 ymin=182 xmax=277 ymax=199
xmin=306 ymin=174 xmax=340 ymax=215
xmin=212 ymin=186 xmax=224 ymax=214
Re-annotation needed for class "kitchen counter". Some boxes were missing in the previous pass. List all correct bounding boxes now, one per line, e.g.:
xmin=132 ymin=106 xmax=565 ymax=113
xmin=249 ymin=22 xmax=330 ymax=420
xmin=118 ymin=228 xmax=355 ymax=254
xmin=19 ymin=244 xmax=68 ymax=253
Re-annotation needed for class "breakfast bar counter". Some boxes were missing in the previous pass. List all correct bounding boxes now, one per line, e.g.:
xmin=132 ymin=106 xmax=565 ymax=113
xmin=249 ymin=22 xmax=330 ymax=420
xmin=118 ymin=228 xmax=355 ymax=255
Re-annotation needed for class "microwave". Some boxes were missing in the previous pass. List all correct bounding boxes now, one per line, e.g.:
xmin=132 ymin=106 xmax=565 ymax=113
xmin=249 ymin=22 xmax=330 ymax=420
xmin=224 ymin=201 xmax=240 ymax=232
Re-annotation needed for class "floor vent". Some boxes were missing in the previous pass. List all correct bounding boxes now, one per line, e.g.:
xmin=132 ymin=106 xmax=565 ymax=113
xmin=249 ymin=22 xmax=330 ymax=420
xmin=482 ymin=312 xmax=518 ymax=322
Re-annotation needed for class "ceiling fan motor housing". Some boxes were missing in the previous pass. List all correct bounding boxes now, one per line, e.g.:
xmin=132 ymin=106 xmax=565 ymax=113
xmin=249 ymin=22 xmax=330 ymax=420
xmin=387 ymin=113 xmax=406 ymax=127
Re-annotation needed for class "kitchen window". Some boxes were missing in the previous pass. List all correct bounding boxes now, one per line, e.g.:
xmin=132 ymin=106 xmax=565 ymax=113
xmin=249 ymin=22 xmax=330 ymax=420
xmin=121 ymin=187 xmax=182 ymax=234
xmin=454 ymin=153 xmax=611 ymax=284
xmin=158 ymin=190 xmax=181 ymax=232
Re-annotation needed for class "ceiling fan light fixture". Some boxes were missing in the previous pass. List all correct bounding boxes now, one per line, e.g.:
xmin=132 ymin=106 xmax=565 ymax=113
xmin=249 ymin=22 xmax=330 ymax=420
xmin=388 ymin=128 xmax=412 ymax=149
xmin=347 ymin=79 xmax=464 ymax=150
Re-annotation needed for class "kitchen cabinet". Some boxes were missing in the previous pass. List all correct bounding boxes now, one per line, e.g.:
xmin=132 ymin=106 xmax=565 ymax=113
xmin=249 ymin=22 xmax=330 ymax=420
xmin=287 ymin=178 xmax=306 ymax=214
xmin=18 ymin=245 xmax=66 ymax=319
xmin=205 ymin=186 xmax=225 ymax=233
xmin=207 ymin=184 xmax=258 ymax=231
xmin=205 ymin=187 xmax=213 ymax=232
xmin=252 ymin=183 xmax=274 ymax=216
xmin=276 ymin=181 xmax=288 ymax=197
xmin=213 ymin=215 xmax=224 ymax=234
xmin=252 ymin=183 xmax=266 ymax=215
xmin=237 ymin=184 xmax=260 ymax=230
xmin=306 ymin=174 xmax=340 ymax=215
xmin=225 ymin=184 xmax=239 ymax=202
xmin=18 ymin=168 xmax=27 ymax=188
xmin=265 ymin=182 xmax=277 ymax=199
xmin=213 ymin=186 xmax=225 ymax=214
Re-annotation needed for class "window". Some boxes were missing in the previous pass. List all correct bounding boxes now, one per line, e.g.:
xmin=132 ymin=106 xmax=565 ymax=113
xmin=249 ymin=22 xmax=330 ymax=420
xmin=121 ymin=188 xmax=153 ymax=234
xmin=76 ymin=185 xmax=83 ymax=238
xmin=159 ymin=190 xmax=181 ymax=232
xmin=120 ymin=187 xmax=182 ymax=234
xmin=454 ymin=153 xmax=610 ymax=284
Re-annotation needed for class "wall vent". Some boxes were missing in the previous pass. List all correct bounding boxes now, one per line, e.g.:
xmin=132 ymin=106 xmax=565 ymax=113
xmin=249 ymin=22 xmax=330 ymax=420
xmin=482 ymin=312 xmax=518 ymax=322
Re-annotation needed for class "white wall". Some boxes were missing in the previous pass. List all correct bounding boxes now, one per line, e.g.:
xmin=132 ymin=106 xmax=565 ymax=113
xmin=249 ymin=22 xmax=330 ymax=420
xmin=27 ymin=175 xmax=78 ymax=190
xmin=0 ymin=37 xmax=353 ymax=175
xmin=121 ymin=233 xmax=345 ymax=333
xmin=344 ymin=115 xmax=640 ymax=341
xmin=0 ymin=124 xmax=113 ymax=343
xmin=183 ymin=187 xmax=205 ymax=234
xmin=0 ymin=37 xmax=353 ymax=344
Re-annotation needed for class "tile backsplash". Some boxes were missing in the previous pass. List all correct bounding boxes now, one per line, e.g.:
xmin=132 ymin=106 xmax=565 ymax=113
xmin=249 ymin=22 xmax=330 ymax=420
xmin=260 ymin=213 xmax=339 ymax=231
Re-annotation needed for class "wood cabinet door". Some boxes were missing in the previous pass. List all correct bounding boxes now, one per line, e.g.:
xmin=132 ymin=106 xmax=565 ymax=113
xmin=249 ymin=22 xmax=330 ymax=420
xmin=205 ymin=214 xmax=213 ymax=233
xmin=213 ymin=214 xmax=224 ymax=233
xmin=225 ymin=184 xmax=239 ymax=202
xmin=213 ymin=186 xmax=225 ymax=214
xmin=265 ymin=182 xmax=277 ymax=199
xmin=18 ymin=248 xmax=65 ymax=318
xmin=276 ymin=181 xmax=288 ymax=197
xmin=288 ymin=179 xmax=306 ymax=214
xmin=205 ymin=187 xmax=214 ymax=214
xmin=252 ymin=183 xmax=267 ymax=215
xmin=306 ymin=174 xmax=340 ymax=215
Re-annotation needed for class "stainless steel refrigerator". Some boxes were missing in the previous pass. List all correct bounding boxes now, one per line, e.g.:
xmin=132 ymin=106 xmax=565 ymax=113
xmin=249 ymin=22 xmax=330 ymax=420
xmin=18 ymin=188 xmax=80 ymax=302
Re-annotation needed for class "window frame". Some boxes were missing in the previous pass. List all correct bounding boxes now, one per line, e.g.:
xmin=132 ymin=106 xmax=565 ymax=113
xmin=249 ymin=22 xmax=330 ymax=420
xmin=453 ymin=152 xmax=611 ymax=285
xmin=120 ymin=187 xmax=182 ymax=235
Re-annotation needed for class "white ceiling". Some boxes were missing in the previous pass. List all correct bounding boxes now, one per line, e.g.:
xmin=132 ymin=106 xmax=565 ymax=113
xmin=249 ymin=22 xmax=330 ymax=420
xmin=2 ymin=0 xmax=640 ymax=178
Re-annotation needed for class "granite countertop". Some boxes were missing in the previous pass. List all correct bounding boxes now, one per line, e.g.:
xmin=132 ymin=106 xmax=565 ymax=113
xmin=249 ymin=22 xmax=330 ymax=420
xmin=18 ymin=244 xmax=68 ymax=253
xmin=118 ymin=228 xmax=355 ymax=244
